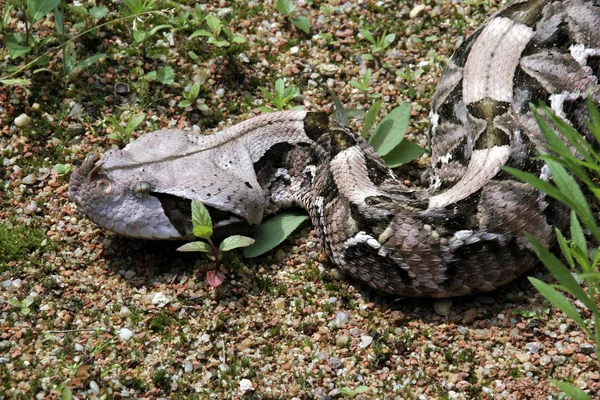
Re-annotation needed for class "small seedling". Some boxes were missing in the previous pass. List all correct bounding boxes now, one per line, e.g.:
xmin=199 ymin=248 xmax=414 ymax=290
xmin=8 ymin=296 xmax=35 ymax=315
xmin=145 ymin=65 xmax=175 ymax=85
xmin=177 ymin=200 xmax=255 ymax=287
xmin=122 ymin=0 xmax=158 ymax=16
xmin=189 ymin=14 xmax=246 ymax=48
xmin=276 ymin=0 xmax=310 ymax=34
xmin=105 ymin=113 xmax=145 ymax=142
xmin=339 ymin=386 xmax=369 ymax=398
xmin=396 ymin=66 xmax=425 ymax=98
xmin=259 ymin=78 xmax=302 ymax=112
xmin=53 ymin=163 xmax=72 ymax=177
xmin=349 ymin=69 xmax=380 ymax=98
xmin=358 ymin=28 xmax=396 ymax=64
xmin=179 ymin=81 xmax=201 ymax=109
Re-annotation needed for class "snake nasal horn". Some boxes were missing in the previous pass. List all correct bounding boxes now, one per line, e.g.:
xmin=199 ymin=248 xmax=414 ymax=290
xmin=79 ymin=153 xmax=97 ymax=178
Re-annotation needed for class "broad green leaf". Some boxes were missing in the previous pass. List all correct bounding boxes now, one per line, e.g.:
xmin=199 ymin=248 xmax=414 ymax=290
xmin=63 ymin=41 xmax=76 ymax=77
xmin=346 ymin=108 xmax=366 ymax=119
xmin=555 ymin=229 xmax=574 ymax=269
xmin=361 ymin=54 xmax=375 ymax=61
xmin=54 ymin=6 xmax=64 ymax=35
xmin=274 ymin=78 xmax=285 ymax=100
xmin=0 ymin=78 xmax=31 ymax=86
xmin=189 ymin=29 xmax=213 ymax=39
xmin=133 ymin=30 xmax=149 ymax=43
xmin=149 ymin=24 xmax=173 ymax=36
xmin=189 ymin=81 xmax=201 ymax=99
xmin=382 ymin=33 xmax=396 ymax=48
xmin=193 ymin=226 xmax=213 ymax=239
xmin=292 ymin=16 xmax=310 ymax=33
xmin=179 ymin=100 xmax=192 ymax=108
xmin=156 ymin=66 xmax=175 ymax=85
xmin=276 ymin=0 xmax=295 ymax=15
xmin=21 ymin=307 xmax=30 ymax=315
xmin=89 ymin=6 xmax=108 ymax=18
xmin=369 ymin=102 xmax=411 ymax=156
xmin=362 ymin=101 xmax=383 ymax=137
xmin=329 ymin=89 xmax=348 ymax=127
xmin=382 ymin=139 xmax=426 ymax=167
xmin=527 ymin=234 xmax=599 ymax=315
xmin=219 ymin=235 xmax=255 ymax=251
xmin=126 ymin=115 xmax=145 ymax=131
xmin=23 ymin=296 xmax=34 ymax=307
xmin=569 ymin=211 xmax=588 ymax=257
xmin=232 ymin=36 xmax=246 ymax=44
xmin=205 ymin=14 xmax=222 ymax=35
xmin=177 ymin=241 xmax=211 ymax=253
xmin=550 ymin=379 xmax=592 ymax=400
xmin=355 ymin=386 xmax=370 ymax=394
xmin=358 ymin=28 xmax=375 ymax=44
xmin=243 ymin=211 xmax=308 ymax=258
xmin=8 ymin=298 xmax=22 ymax=308
xmin=62 ymin=386 xmax=73 ymax=400
xmin=191 ymin=199 xmax=212 ymax=230
xmin=70 ymin=53 xmax=106 ymax=78
xmin=28 ymin=0 xmax=61 ymax=23
xmin=6 ymin=40 xmax=30 ymax=59
xmin=528 ymin=278 xmax=591 ymax=336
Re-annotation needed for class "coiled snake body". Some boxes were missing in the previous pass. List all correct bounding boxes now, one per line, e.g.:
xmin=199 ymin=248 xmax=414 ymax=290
xmin=69 ymin=0 xmax=600 ymax=297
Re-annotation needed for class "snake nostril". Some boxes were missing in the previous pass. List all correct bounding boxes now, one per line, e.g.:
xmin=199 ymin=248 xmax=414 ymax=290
xmin=97 ymin=178 xmax=112 ymax=194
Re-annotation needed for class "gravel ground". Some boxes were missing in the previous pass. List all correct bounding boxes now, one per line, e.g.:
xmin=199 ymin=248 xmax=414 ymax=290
xmin=0 ymin=0 xmax=598 ymax=399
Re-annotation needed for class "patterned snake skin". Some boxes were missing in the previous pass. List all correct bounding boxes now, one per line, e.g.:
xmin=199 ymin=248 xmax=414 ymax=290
xmin=69 ymin=0 xmax=600 ymax=297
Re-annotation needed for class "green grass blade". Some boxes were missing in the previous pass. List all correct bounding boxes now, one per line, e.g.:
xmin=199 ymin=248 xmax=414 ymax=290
xmin=569 ymin=211 xmax=588 ymax=257
xmin=556 ymin=229 xmax=574 ymax=269
xmin=549 ymin=379 xmax=592 ymax=400
xmin=527 ymin=233 xmax=599 ymax=314
xmin=361 ymin=101 xmax=383 ymax=138
xmin=528 ymin=278 xmax=591 ymax=337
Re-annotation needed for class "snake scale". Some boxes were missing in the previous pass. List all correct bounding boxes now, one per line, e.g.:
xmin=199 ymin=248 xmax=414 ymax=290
xmin=69 ymin=0 xmax=600 ymax=297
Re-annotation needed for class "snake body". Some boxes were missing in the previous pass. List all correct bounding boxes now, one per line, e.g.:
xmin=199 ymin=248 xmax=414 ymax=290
xmin=69 ymin=0 xmax=600 ymax=297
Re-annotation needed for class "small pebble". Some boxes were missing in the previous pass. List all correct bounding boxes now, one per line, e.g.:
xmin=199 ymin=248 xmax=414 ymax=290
xmin=14 ymin=113 xmax=31 ymax=127
xmin=89 ymin=381 xmax=100 ymax=395
xmin=358 ymin=335 xmax=373 ymax=349
xmin=580 ymin=343 xmax=595 ymax=355
xmin=330 ymin=268 xmax=346 ymax=280
xmin=409 ymin=4 xmax=427 ymax=18
xmin=334 ymin=312 xmax=348 ymax=327
xmin=22 ymin=174 xmax=37 ymax=185
xmin=526 ymin=342 xmax=542 ymax=354
xmin=433 ymin=299 xmax=452 ymax=316
xmin=119 ymin=328 xmax=134 ymax=340
xmin=184 ymin=361 xmax=193 ymax=373
xmin=336 ymin=335 xmax=350 ymax=348
xmin=119 ymin=306 xmax=132 ymax=318
xmin=462 ymin=308 xmax=478 ymax=324
xmin=328 ymin=357 xmax=342 ymax=370
xmin=151 ymin=292 xmax=171 ymax=307
xmin=239 ymin=378 xmax=253 ymax=393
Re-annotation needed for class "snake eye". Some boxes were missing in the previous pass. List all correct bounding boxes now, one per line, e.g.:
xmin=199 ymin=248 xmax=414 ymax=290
xmin=97 ymin=178 xmax=112 ymax=194
xmin=132 ymin=181 xmax=151 ymax=199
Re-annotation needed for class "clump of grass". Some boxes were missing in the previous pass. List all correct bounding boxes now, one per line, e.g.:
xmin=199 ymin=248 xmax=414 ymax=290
xmin=0 ymin=223 xmax=48 ymax=270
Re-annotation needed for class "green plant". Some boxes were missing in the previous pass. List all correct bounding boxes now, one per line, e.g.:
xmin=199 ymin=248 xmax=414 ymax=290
xmin=2 ymin=0 xmax=108 ymax=83
xmin=121 ymin=0 xmax=157 ymax=16
xmin=339 ymin=386 xmax=369 ymax=398
xmin=332 ymin=92 xmax=425 ymax=167
xmin=53 ymin=163 xmax=72 ymax=177
xmin=177 ymin=200 xmax=254 ymax=287
xmin=349 ymin=68 xmax=374 ymax=95
xmin=105 ymin=113 xmax=145 ymax=142
xmin=243 ymin=211 xmax=308 ymax=258
xmin=396 ymin=66 xmax=425 ymax=98
xmin=276 ymin=0 xmax=310 ymax=34
xmin=505 ymin=100 xmax=600 ymax=399
xmin=146 ymin=66 xmax=175 ymax=85
xmin=189 ymin=14 xmax=245 ymax=48
xmin=179 ymin=81 xmax=201 ymax=109
xmin=259 ymin=78 xmax=302 ymax=112
xmin=358 ymin=28 xmax=395 ymax=65
xmin=7 ymin=296 xmax=34 ymax=315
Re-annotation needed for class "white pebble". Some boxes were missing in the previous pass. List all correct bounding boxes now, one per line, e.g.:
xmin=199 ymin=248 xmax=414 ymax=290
xmin=89 ymin=381 xmax=100 ymax=395
xmin=22 ymin=174 xmax=37 ymax=185
xmin=14 ymin=113 xmax=31 ymax=128
xmin=358 ymin=335 xmax=373 ymax=349
xmin=239 ymin=378 xmax=253 ymax=393
xmin=119 ymin=328 xmax=134 ymax=340
xmin=151 ymin=292 xmax=171 ymax=308
xmin=118 ymin=306 xmax=132 ymax=318
xmin=215 ymin=88 xmax=225 ymax=98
